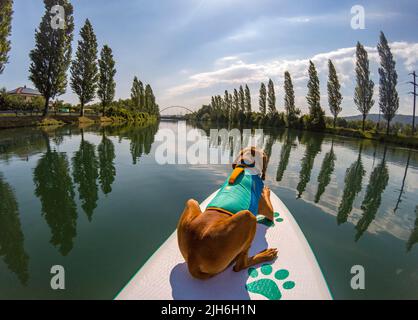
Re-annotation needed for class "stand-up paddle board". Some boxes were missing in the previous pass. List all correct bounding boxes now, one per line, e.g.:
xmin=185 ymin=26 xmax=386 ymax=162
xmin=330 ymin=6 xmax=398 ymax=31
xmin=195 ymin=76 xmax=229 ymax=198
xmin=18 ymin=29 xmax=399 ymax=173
xmin=115 ymin=190 xmax=332 ymax=300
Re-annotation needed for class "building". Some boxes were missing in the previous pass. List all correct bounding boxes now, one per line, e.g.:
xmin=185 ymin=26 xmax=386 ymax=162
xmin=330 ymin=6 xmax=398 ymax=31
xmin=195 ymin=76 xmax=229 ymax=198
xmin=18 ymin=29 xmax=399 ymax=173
xmin=7 ymin=86 xmax=42 ymax=102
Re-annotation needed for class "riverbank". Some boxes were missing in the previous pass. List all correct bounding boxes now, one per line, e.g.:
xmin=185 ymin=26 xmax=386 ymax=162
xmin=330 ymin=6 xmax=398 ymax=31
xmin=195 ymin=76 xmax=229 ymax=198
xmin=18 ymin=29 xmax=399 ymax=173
xmin=189 ymin=119 xmax=418 ymax=150
xmin=0 ymin=114 xmax=157 ymax=130
xmin=325 ymin=127 xmax=418 ymax=149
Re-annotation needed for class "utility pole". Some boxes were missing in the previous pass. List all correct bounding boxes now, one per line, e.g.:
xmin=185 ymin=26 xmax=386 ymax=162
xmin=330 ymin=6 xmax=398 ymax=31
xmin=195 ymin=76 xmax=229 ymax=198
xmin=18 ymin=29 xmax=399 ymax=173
xmin=409 ymin=71 xmax=418 ymax=135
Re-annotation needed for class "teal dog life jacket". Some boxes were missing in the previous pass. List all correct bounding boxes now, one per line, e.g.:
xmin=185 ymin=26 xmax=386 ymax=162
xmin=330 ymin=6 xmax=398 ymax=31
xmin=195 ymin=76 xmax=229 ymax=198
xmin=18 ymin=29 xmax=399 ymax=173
xmin=207 ymin=167 xmax=264 ymax=216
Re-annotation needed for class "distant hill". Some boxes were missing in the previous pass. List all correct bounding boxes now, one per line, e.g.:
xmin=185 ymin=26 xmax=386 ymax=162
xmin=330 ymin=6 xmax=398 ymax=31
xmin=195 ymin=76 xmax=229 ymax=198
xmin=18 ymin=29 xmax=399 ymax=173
xmin=344 ymin=114 xmax=418 ymax=125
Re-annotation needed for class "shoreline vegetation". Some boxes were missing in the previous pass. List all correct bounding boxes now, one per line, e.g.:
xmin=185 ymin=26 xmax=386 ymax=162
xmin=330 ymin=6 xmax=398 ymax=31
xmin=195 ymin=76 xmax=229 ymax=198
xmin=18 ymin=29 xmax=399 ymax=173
xmin=188 ymin=119 xmax=418 ymax=150
xmin=0 ymin=1 xmax=160 ymax=130
xmin=0 ymin=112 xmax=158 ymax=130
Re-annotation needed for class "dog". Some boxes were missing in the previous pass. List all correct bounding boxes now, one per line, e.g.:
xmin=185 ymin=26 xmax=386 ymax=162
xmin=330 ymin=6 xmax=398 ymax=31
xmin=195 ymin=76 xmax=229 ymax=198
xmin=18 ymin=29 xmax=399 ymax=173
xmin=177 ymin=147 xmax=277 ymax=280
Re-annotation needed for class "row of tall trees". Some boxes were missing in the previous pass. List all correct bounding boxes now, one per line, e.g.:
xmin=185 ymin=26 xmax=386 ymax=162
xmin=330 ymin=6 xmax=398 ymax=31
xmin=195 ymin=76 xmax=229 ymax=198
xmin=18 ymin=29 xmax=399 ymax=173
xmin=2 ymin=0 xmax=157 ymax=117
xmin=28 ymin=1 xmax=116 ymax=117
xmin=196 ymin=31 xmax=400 ymax=135
xmin=130 ymin=76 xmax=159 ymax=115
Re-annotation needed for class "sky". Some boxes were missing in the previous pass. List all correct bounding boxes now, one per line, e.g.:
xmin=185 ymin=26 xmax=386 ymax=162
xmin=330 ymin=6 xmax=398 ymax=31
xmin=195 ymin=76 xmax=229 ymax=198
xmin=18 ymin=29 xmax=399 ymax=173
xmin=2 ymin=0 xmax=418 ymax=116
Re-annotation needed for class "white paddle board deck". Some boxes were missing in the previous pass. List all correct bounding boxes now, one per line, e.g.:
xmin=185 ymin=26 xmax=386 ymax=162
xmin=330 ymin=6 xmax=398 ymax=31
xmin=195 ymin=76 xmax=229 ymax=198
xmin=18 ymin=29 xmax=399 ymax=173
xmin=115 ymin=190 xmax=332 ymax=300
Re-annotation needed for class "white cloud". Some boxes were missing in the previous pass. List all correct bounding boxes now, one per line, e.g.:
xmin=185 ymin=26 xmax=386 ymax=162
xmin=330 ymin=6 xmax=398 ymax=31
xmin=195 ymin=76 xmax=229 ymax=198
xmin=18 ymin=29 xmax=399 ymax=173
xmin=165 ymin=41 xmax=418 ymax=114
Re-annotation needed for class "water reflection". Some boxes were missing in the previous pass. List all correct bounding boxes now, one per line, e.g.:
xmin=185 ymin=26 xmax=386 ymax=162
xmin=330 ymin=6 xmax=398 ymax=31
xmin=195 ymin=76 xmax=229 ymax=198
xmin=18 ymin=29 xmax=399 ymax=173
xmin=407 ymin=206 xmax=418 ymax=252
xmin=0 ymin=173 xmax=29 ymax=285
xmin=355 ymin=146 xmax=389 ymax=241
xmin=2 ymin=121 xmax=418 ymax=299
xmin=296 ymin=132 xmax=324 ymax=198
xmin=33 ymin=133 xmax=78 ymax=256
xmin=315 ymin=140 xmax=336 ymax=203
xmin=337 ymin=143 xmax=365 ymax=225
xmin=276 ymin=130 xmax=298 ymax=183
xmin=0 ymin=128 xmax=47 ymax=162
xmin=72 ymin=129 xmax=99 ymax=221
xmin=98 ymin=129 xmax=116 ymax=195
xmin=394 ymin=150 xmax=411 ymax=212
xmin=120 ymin=125 xmax=158 ymax=165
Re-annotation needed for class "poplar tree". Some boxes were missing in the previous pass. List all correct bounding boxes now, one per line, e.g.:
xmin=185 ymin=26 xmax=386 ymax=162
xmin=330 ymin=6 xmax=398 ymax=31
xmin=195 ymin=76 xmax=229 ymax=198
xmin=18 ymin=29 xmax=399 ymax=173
xmin=0 ymin=0 xmax=13 ymax=74
xmin=131 ymin=76 xmax=142 ymax=110
xmin=97 ymin=45 xmax=116 ymax=116
xmin=284 ymin=71 xmax=296 ymax=123
xmin=239 ymin=85 xmax=245 ymax=113
xmin=70 ymin=19 xmax=98 ymax=117
xmin=378 ymin=32 xmax=399 ymax=135
xmin=354 ymin=42 xmax=375 ymax=131
xmin=233 ymin=88 xmax=239 ymax=121
xmin=327 ymin=60 xmax=343 ymax=128
xmin=267 ymin=79 xmax=276 ymax=116
xmin=244 ymin=84 xmax=251 ymax=114
xmin=29 ymin=0 xmax=74 ymax=116
xmin=145 ymin=84 xmax=157 ymax=115
xmin=306 ymin=61 xmax=325 ymax=130
xmin=259 ymin=82 xmax=267 ymax=116
xmin=224 ymin=90 xmax=231 ymax=120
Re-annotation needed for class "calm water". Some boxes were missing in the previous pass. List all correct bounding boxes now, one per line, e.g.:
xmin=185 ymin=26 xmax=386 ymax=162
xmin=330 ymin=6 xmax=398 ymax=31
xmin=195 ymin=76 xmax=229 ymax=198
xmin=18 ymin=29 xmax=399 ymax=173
xmin=1 ymin=121 xmax=418 ymax=299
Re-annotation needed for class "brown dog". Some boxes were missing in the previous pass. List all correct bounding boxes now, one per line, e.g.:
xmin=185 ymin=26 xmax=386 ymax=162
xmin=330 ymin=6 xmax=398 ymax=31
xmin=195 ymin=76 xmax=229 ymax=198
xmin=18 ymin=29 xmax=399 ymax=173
xmin=177 ymin=147 xmax=277 ymax=280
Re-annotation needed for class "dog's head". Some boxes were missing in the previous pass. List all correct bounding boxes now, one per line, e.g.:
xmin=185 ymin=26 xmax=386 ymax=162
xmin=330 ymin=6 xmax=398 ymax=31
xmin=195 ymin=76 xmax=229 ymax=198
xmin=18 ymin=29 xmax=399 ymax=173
xmin=232 ymin=147 xmax=268 ymax=180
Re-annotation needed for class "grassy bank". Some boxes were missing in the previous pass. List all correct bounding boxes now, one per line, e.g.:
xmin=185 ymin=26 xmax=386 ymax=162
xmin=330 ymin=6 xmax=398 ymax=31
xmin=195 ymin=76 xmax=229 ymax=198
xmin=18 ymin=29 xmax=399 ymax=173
xmin=189 ymin=119 xmax=418 ymax=150
xmin=0 ymin=114 xmax=158 ymax=130
xmin=325 ymin=127 xmax=418 ymax=149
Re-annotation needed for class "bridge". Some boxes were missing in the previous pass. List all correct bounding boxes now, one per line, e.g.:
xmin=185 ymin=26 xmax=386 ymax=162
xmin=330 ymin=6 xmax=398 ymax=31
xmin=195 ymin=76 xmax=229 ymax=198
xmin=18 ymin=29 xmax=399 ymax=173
xmin=159 ymin=106 xmax=194 ymax=120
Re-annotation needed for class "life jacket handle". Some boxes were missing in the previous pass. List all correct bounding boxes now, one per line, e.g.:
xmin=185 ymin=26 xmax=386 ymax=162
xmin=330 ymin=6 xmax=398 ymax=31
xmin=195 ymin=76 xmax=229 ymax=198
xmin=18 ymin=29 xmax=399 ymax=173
xmin=229 ymin=165 xmax=245 ymax=184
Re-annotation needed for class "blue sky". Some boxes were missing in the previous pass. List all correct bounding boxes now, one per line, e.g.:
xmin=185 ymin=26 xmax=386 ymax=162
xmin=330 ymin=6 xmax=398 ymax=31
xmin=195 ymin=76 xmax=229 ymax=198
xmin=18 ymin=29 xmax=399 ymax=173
xmin=2 ymin=0 xmax=418 ymax=116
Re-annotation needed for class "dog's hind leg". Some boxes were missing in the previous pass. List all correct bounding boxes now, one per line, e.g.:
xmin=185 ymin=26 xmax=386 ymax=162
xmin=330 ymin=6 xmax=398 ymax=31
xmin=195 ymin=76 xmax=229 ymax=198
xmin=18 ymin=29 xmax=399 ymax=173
xmin=177 ymin=199 xmax=202 ymax=261
xmin=228 ymin=210 xmax=277 ymax=272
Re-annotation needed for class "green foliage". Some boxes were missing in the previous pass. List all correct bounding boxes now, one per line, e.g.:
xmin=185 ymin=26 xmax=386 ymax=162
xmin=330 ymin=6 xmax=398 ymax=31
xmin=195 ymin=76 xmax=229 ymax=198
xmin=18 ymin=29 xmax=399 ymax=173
xmin=378 ymin=32 xmax=399 ymax=134
xmin=267 ymin=79 xmax=276 ymax=116
xmin=244 ymin=84 xmax=251 ymax=115
xmin=284 ymin=71 xmax=300 ymax=127
xmin=70 ymin=19 xmax=99 ymax=116
xmin=29 ymin=0 xmax=74 ymax=116
xmin=327 ymin=60 xmax=343 ymax=127
xmin=145 ymin=84 xmax=159 ymax=115
xmin=98 ymin=45 xmax=116 ymax=116
xmin=239 ymin=85 xmax=245 ymax=115
xmin=306 ymin=61 xmax=325 ymax=130
xmin=259 ymin=82 xmax=267 ymax=116
xmin=105 ymin=104 xmax=152 ymax=124
xmin=354 ymin=42 xmax=375 ymax=131
xmin=0 ymin=0 xmax=13 ymax=74
xmin=131 ymin=76 xmax=143 ymax=111
xmin=0 ymin=92 xmax=46 ymax=113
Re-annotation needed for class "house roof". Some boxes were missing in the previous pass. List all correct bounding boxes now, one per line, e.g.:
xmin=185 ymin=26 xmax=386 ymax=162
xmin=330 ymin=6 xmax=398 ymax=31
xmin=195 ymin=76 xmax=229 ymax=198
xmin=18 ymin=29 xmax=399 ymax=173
xmin=7 ymin=86 xmax=41 ymax=96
